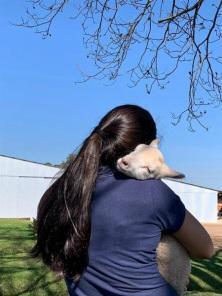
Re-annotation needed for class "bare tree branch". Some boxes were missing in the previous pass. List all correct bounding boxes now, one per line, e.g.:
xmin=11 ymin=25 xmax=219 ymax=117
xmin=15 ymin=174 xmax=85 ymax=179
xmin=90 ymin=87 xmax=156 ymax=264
xmin=158 ymin=0 xmax=204 ymax=23
xmin=17 ymin=0 xmax=222 ymax=130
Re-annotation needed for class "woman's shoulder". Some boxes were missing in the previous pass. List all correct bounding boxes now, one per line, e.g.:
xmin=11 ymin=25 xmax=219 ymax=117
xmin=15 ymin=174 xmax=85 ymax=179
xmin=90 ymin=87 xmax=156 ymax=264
xmin=126 ymin=178 xmax=170 ymax=191
xmin=134 ymin=179 xmax=182 ymax=209
xmin=117 ymin=175 xmax=172 ymax=196
xmin=97 ymin=165 xmax=173 ymax=193
xmin=142 ymin=179 xmax=181 ymax=201
xmin=143 ymin=179 xmax=174 ymax=191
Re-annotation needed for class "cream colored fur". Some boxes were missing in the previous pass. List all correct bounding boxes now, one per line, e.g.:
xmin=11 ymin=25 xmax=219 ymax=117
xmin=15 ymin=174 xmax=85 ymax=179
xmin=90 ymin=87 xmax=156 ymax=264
xmin=157 ymin=234 xmax=191 ymax=295
xmin=116 ymin=139 xmax=185 ymax=180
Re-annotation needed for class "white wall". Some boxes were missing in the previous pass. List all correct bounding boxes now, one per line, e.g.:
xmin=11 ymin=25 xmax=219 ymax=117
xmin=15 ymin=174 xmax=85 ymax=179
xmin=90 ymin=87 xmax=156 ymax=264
xmin=0 ymin=155 xmax=60 ymax=177
xmin=0 ymin=156 xmax=218 ymax=222
xmin=163 ymin=179 xmax=218 ymax=223
xmin=0 ymin=156 xmax=61 ymax=218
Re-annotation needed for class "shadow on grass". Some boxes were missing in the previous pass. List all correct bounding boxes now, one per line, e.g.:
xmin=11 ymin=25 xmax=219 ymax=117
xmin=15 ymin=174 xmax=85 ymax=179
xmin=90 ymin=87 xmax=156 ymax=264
xmin=0 ymin=220 xmax=67 ymax=296
xmin=187 ymin=249 xmax=222 ymax=294
xmin=1 ymin=219 xmax=221 ymax=296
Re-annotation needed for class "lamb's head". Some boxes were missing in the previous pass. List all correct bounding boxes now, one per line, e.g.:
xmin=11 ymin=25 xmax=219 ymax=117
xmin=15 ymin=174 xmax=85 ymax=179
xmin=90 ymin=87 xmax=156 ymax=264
xmin=116 ymin=139 xmax=185 ymax=180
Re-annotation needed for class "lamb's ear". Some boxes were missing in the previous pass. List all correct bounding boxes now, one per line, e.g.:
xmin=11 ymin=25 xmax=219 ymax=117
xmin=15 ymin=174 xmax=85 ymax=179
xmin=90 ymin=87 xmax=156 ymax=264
xmin=150 ymin=139 xmax=159 ymax=148
xmin=134 ymin=143 xmax=148 ymax=151
xmin=160 ymin=164 xmax=185 ymax=179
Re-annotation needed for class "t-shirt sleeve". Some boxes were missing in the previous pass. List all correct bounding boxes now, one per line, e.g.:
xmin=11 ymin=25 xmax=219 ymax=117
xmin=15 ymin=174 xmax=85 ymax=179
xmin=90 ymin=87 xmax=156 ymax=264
xmin=152 ymin=180 xmax=186 ymax=233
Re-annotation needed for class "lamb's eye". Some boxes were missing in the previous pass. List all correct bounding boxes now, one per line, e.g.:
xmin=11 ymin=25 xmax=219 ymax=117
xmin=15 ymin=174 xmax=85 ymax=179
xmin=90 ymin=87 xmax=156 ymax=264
xmin=147 ymin=166 xmax=155 ymax=174
xmin=142 ymin=166 xmax=154 ymax=174
xmin=142 ymin=166 xmax=152 ymax=174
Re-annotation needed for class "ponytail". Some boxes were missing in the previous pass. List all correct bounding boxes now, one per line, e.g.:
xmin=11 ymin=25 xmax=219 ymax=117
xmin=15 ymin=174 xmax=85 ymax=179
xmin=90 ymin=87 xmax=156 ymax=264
xmin=30 ymin=130 xmax=103 ymax=278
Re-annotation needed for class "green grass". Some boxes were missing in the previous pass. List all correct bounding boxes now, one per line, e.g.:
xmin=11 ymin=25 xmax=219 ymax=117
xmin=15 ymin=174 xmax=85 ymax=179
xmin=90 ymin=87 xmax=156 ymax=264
xmin=0 ymin=219 xmax=221 ymax=296
xmin=185 ymin=248 xmax=222 ymax=296
xmin=0 ymin=219 xmax=67 ymax=296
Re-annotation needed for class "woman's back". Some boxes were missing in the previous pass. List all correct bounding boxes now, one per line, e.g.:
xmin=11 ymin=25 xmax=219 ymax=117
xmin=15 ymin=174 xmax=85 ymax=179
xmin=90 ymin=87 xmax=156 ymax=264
xmin=67 ymin=165 xmax=186 ymax=296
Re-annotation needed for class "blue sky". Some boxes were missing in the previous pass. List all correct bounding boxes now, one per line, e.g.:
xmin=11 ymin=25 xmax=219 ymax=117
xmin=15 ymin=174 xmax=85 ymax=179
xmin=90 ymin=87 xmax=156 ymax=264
xmin=1 ymin=1 xmax=222 ymax=190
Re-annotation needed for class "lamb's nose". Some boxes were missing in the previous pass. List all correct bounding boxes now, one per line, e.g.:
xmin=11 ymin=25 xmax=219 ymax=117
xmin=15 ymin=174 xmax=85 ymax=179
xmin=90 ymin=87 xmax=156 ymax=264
xmin=122 ymin=157 xmax=128 ymax=167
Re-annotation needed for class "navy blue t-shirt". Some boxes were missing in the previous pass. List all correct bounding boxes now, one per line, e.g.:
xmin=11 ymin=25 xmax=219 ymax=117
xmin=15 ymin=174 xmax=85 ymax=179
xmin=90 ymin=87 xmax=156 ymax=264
xmin=64 ymin=165 xmax=186 ymax=296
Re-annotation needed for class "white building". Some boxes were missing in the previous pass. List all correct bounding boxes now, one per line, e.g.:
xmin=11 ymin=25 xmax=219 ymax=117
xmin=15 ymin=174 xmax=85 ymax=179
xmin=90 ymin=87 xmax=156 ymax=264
xmin=163 ymin=179 xmax=218 ymax=223
xmin=0 ymin=154 xmax=219 ymax=222
xmin=0 ymin=154 xmax=61 ymax=219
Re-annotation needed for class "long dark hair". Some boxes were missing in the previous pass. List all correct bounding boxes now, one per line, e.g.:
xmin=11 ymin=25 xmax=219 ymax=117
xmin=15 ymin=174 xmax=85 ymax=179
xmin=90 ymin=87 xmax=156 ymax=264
xmin=30 ymin=104 xmax=157 ymax=278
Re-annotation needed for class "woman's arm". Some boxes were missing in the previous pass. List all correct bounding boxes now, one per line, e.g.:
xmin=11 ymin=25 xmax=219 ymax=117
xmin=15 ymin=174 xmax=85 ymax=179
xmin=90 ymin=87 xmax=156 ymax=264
xmin=172 ymin=209 xmax=215 ymax=259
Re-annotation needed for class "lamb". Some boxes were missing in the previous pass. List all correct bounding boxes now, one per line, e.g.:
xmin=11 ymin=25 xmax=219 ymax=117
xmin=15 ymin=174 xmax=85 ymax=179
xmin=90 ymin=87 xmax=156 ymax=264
xmin=116 ymin=139 xmax=185 ymax=180
xmin=116 ymin=139 xmax=191 ymax=296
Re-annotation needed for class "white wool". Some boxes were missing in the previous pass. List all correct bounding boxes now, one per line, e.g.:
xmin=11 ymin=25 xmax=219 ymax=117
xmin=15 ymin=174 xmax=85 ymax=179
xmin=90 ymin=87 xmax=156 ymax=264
xmin=157 ymin=234 xmax=191 ymax=296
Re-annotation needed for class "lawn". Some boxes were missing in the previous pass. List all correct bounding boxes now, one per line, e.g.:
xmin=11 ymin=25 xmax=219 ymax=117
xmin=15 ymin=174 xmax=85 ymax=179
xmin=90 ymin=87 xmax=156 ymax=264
xmin=0 ymin=219 xmax=221 ymax=296
xmin=0 ymin=219 xmax=67 ymax=296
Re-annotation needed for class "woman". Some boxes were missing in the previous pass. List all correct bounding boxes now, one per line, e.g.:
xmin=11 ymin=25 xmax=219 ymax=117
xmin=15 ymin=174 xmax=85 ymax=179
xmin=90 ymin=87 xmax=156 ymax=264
xmin=30 ymin=104 xmax=214 ymax=296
